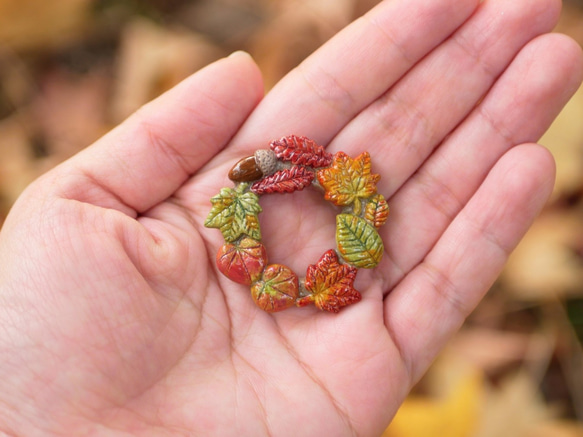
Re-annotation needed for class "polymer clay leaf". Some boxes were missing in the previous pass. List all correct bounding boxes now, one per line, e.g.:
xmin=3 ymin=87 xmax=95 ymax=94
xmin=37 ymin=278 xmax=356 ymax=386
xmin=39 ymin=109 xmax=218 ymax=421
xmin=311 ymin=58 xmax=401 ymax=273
xmin=251 ymin=166 xmax=314 ymax=194
xmin=270 ymin=135 xmax=333 ymax=168
xmin=216 ymin=237 xmax=267 ymax=285
xmin=336 ymin=214 xmax=383 ymax=268
xmin=317 ymin=152 xmax=380 ymax=215
xmin=364 ymin=194 xmax=389 ymax=227
xmin=204 ymin=183 xmax=262 ymax=242
xmin=251 ymin=264 xmax=299 ymax=312
xmin=297 ymin=249 xmax=360 ymax=313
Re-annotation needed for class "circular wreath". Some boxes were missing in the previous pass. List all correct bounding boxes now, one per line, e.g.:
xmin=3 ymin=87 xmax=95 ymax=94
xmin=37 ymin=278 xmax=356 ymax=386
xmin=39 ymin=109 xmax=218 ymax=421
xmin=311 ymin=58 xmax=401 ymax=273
xmin=204 ymin=135 xmax=389 ymax=313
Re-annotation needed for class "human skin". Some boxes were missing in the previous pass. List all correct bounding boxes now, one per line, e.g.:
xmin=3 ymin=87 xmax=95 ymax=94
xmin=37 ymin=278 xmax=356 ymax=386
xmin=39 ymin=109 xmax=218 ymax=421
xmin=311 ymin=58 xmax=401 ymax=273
xmin=0 ymin=0 xmax=581 ymax=435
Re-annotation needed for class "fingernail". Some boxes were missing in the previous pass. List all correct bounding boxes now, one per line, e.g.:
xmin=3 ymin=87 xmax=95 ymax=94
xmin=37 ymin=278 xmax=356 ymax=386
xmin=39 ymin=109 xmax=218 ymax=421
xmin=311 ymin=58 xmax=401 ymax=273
xmin=228 ymin=50 xmax=253 ymax=60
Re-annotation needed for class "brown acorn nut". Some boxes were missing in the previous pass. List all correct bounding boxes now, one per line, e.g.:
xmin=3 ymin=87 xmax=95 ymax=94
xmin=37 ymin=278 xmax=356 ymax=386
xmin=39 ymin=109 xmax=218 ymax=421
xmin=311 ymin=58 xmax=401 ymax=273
xmin=229 ymin=156 xmax=262 ymax=182
xmin=228 ymin=149 xmax=277 ymax=183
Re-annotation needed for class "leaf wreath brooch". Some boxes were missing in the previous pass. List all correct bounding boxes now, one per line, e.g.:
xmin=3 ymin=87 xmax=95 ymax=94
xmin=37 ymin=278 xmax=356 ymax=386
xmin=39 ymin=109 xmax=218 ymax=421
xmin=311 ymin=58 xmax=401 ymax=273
xmin=204 ymin=135 xmax=388 ymax=313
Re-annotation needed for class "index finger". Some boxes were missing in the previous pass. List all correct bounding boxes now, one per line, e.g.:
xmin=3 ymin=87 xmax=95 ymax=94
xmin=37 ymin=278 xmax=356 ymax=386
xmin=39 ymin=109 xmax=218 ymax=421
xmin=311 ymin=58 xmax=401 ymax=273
xmin=224 ymin=0 xmax=480 ymax=156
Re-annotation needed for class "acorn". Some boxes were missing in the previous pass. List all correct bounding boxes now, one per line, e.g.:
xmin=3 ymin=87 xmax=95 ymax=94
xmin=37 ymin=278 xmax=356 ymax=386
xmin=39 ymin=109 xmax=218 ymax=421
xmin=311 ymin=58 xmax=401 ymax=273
xmin=228 ymin=149 xmax=277 ymax=182
xmin=228 ymin=156 xmax=261 ymax=182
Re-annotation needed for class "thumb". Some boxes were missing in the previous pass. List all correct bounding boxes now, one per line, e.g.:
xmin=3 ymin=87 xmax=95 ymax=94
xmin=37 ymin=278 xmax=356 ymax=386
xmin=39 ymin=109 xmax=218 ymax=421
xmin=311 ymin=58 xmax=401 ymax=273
xmin=51 ymin=51 xmax=264 ymax=215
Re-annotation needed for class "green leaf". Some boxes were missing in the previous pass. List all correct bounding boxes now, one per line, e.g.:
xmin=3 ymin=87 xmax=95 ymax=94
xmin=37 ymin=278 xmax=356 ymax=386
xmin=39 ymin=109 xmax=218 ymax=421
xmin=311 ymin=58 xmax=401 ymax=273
xmin=204 ymin=184 xmax=262 ymax=242
xmin=336 ymin=213 xmax=383 ymax=268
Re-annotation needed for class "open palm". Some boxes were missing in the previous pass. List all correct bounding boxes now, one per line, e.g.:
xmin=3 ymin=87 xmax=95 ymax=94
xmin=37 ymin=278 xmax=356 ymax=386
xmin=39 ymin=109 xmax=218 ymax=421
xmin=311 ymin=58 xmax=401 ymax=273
xmin=0 ymin=0 xmax=581 ymax=435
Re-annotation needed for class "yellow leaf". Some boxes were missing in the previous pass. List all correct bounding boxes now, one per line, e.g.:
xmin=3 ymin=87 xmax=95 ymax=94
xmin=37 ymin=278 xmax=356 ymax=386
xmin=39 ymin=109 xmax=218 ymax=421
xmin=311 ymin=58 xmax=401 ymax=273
xmin=383 ymin=366 xmax=483 ymax=437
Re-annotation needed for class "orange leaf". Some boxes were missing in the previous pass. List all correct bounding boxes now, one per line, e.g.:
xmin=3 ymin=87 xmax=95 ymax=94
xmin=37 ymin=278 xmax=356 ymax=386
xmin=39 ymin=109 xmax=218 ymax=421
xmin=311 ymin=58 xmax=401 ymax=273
xmin=252 ymin=264 xmax=299 ymax=312
xmin=298 ymin=250 xmax=360 ymax=313
xmin=317 ymin=151 xmax=380 ymax=214
xmin=364 ymin=194 xmax=389 ymax=227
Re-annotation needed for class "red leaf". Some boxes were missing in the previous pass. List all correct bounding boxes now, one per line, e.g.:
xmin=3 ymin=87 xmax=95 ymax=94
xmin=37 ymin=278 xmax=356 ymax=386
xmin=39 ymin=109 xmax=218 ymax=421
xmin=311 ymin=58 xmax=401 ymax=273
xmin=251 ymin=166 xmax=314 ymax=194
xmin=298 ymin=250 xmax=361 ymax=313
xmin=216 ymin=237 xmax=267 ymax=285
xmin=270 ymin=135 xmax=332 ymax=168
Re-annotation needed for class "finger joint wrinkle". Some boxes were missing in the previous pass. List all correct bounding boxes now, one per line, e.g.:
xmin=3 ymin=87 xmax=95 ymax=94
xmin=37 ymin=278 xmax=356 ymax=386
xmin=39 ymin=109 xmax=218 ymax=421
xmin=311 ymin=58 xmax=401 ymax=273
xmin=296 ymin=62 xmax=356 ymax=118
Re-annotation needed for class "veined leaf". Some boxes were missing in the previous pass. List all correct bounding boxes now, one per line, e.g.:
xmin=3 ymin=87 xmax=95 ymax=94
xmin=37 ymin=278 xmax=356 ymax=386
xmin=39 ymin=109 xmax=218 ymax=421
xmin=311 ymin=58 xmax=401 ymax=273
xmin=216 ymin=237 xmax=267 ymax=285
xmin=365 ymin=194 xmax=389 ymax=227
xmin=251 ymin=264 xmax=299 ymax=312
xmin=297 ymin=249 xmax=360 ymax=313
xmin=251 ymin=165 xmax=314 ymax=194
xmin=204 ymin=184 xmax=262 ymax=242
xmin=270 ymin=135 xmax=332 ymax=168
xmin=336 ymin=214 xmax=383 ymax=268
xmin=317 ymin=152 xmax=380 ymax=214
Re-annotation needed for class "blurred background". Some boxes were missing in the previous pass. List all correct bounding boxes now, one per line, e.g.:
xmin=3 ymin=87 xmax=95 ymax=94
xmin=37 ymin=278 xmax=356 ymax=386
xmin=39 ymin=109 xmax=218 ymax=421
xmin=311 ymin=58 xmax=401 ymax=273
xmin=0 ymin=0 xmax=582 ymax=435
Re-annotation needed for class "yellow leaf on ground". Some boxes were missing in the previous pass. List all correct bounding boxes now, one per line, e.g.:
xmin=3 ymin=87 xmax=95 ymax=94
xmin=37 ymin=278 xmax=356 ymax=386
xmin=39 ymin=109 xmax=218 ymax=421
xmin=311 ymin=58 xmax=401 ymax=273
xmin=383 ymin=362 xmax=483 ymax=437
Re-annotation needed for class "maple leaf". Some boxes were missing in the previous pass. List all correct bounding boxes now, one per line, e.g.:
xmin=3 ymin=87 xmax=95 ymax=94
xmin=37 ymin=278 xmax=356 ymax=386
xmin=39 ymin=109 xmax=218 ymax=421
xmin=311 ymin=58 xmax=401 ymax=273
xmin=297 ymin=249 xmax=361 ymax=313
xmin=317 ymin=151 xmax=380 ymax=215
xmin=204 ymin=183 xmax=262 ymax=242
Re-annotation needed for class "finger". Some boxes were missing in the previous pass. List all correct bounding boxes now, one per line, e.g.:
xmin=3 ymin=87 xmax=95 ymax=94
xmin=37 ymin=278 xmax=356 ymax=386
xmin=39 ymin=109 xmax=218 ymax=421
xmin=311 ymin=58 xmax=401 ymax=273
xmin=380 ymin=33 xmax=583 ymax=289
xmin=51 ymin=52 xmax=264 ymax=214
xmin=221 ymin=0 xmax=480 ymax=157
xmin=330 ymin=0 xmax=562 ymax=192
xmin=384 ymin=144 xmax=555 ymax=384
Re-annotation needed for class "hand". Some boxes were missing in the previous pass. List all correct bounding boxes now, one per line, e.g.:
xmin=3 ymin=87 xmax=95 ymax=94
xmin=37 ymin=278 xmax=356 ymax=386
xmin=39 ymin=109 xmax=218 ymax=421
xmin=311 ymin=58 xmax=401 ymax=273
xmin=0 ymin=0 xmax=580 ymax=435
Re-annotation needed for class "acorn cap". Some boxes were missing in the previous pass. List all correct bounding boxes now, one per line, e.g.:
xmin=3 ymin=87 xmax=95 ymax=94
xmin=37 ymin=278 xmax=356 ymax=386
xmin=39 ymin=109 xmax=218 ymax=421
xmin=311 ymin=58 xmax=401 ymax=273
xmin=254 ymin=149 xmax=277 ymax=176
